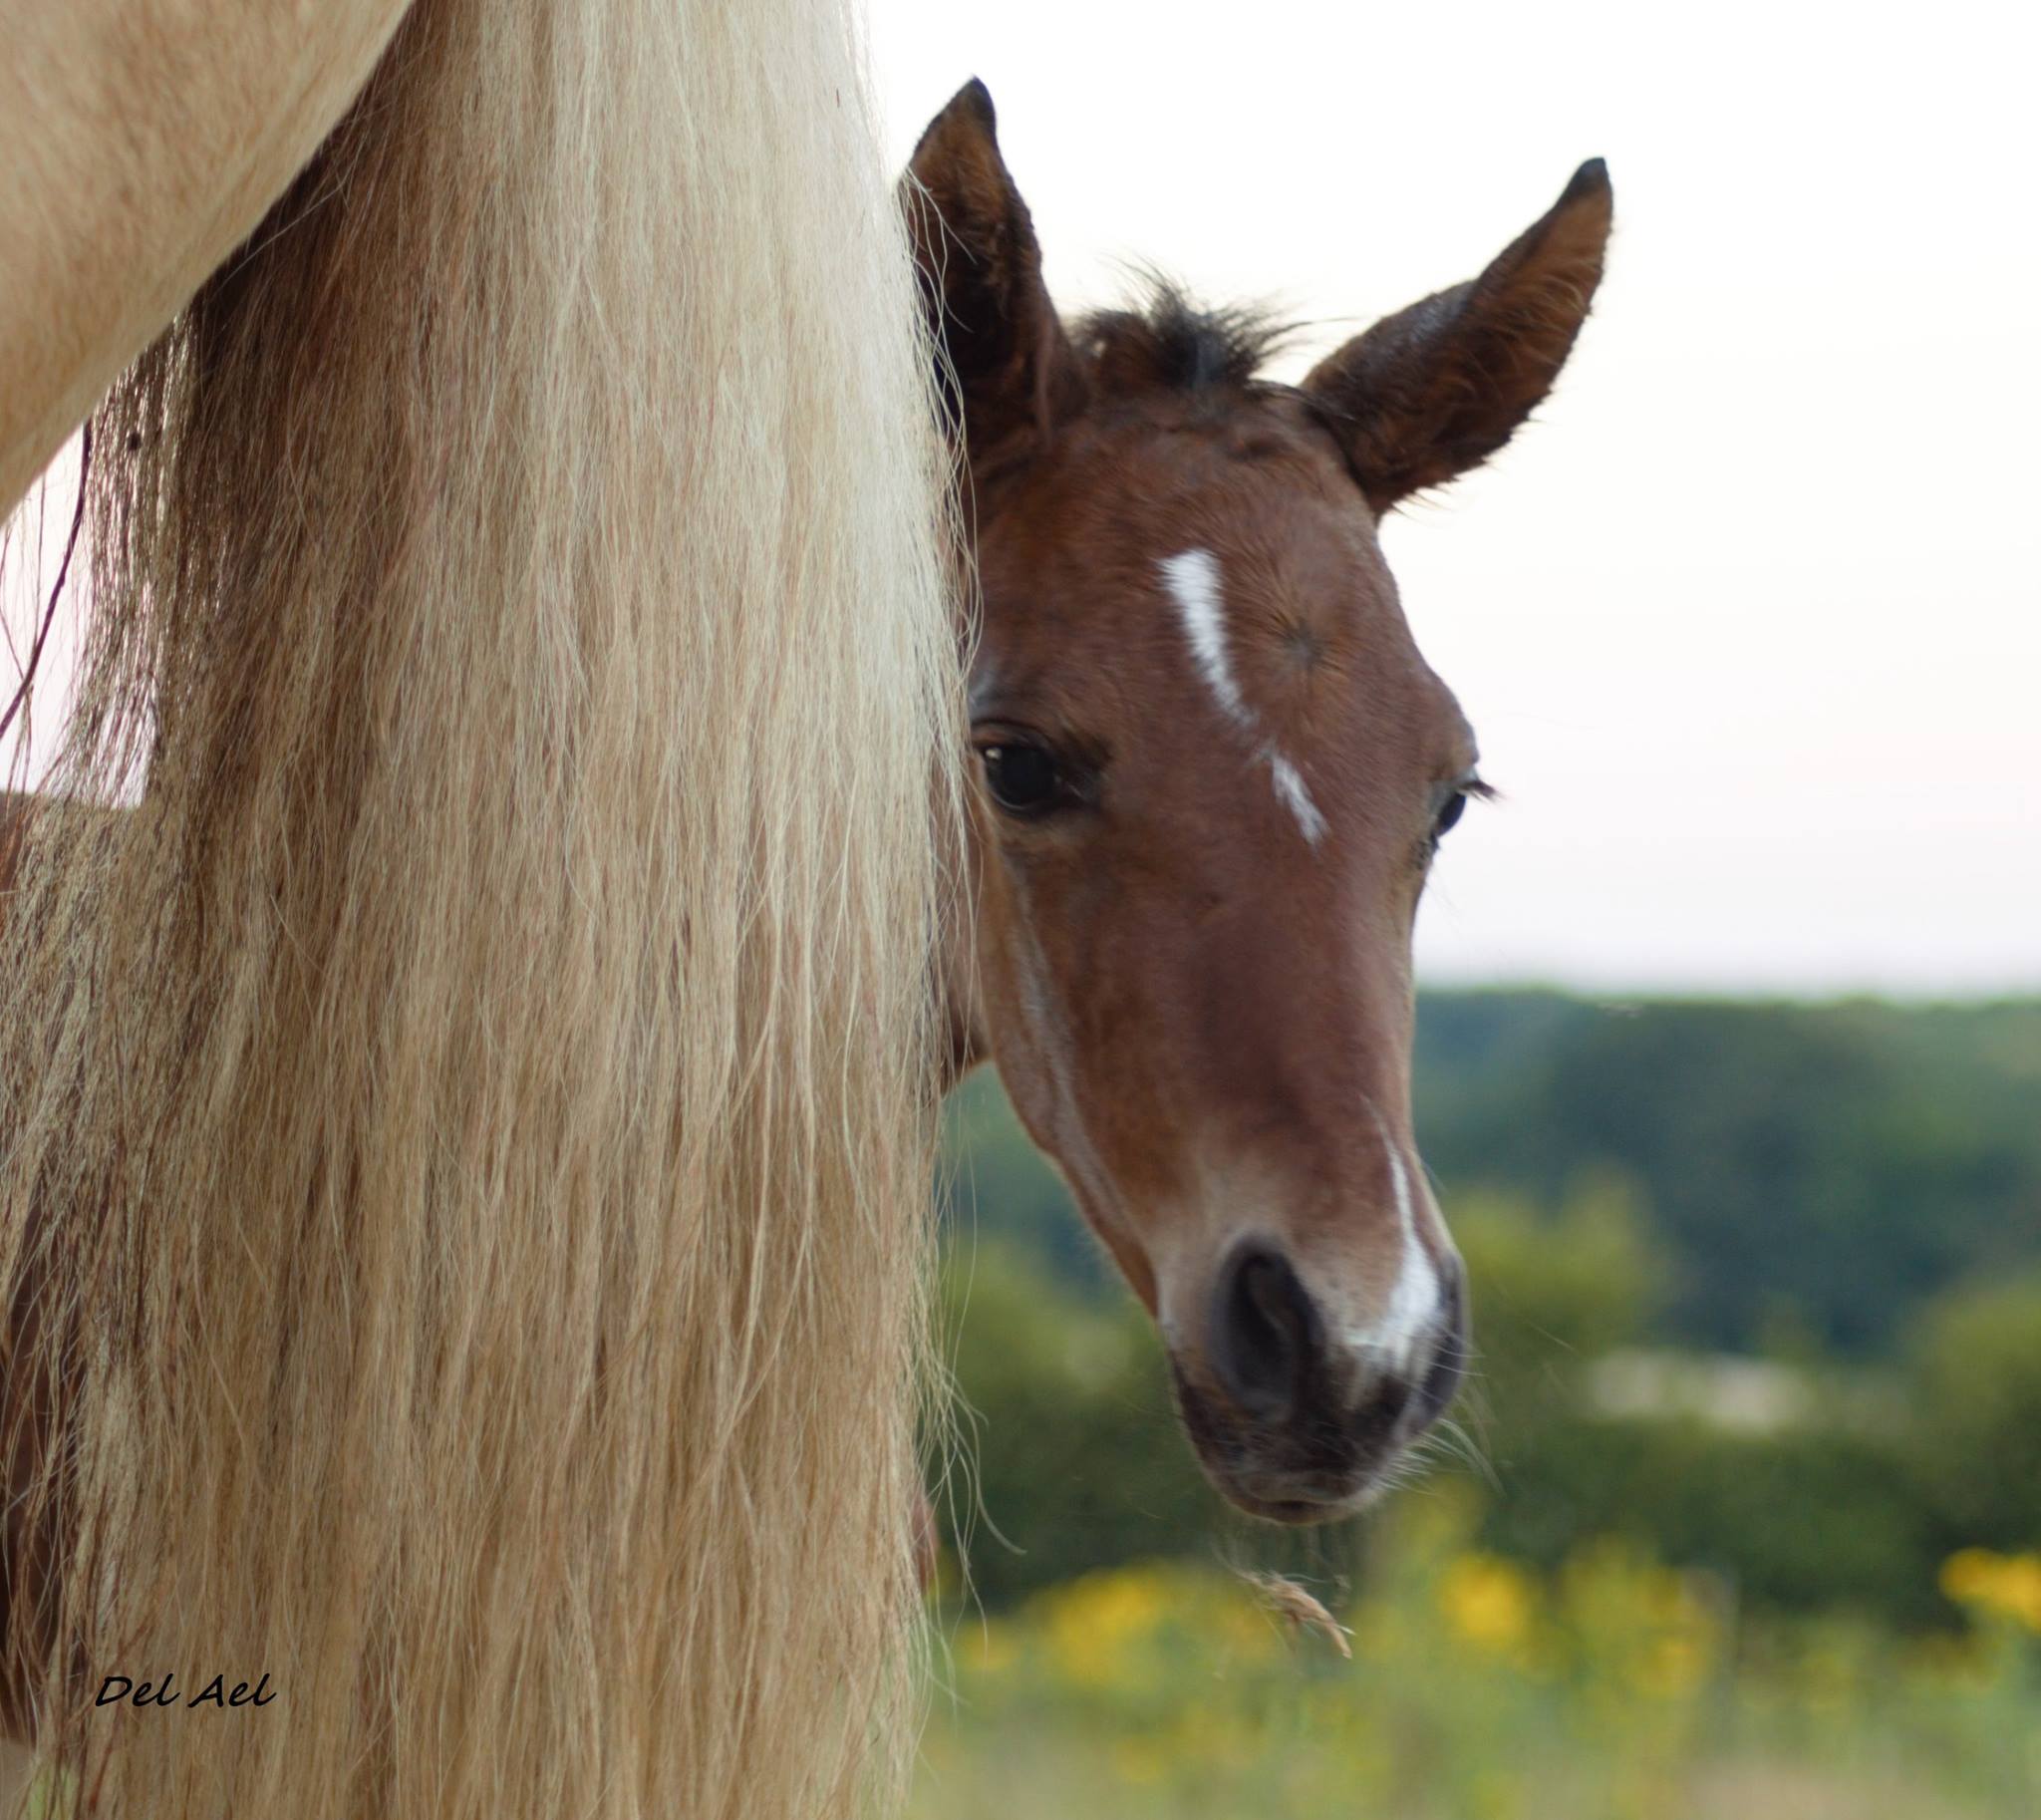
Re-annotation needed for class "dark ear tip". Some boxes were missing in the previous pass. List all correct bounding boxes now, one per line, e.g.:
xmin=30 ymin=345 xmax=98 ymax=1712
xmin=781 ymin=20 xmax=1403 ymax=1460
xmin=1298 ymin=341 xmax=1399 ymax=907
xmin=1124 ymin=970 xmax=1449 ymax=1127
xmin=954 ymin=77 xmax=997 ymax=132
xmin=1563 ymin=157 xmax=1611 ymax=203
xmin=913 ymin=78 xmax=1000 ymax=164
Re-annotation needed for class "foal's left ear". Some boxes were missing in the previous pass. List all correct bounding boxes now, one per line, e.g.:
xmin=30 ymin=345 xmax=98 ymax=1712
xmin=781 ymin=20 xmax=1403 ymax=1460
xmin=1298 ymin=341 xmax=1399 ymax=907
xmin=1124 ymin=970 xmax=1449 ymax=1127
xmin=1304 ymin=161 xmax=1612 ymax=513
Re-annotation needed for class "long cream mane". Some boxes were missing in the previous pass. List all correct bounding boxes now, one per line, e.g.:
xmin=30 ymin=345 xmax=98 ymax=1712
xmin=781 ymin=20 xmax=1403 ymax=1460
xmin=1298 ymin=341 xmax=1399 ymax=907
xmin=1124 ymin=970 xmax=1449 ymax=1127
xmin=0 ymin=0 xmax=961 ymax=1813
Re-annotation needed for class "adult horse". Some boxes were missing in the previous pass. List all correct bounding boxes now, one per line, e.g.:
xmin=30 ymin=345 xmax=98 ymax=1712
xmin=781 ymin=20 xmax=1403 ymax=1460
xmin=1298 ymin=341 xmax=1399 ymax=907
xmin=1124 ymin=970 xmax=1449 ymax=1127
xmin=0 ymin=2 xmax=959 ymax=1817
xmin=908 ymin=83 xmax=1611 ymax=1520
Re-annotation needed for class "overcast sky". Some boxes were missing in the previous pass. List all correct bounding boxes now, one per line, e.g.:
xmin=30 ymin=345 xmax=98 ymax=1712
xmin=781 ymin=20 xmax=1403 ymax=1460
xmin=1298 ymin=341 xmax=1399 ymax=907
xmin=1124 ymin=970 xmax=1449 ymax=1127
xmin=7 ymin=3 xmax=2036 ymax=998
xmin=869 ymin=0 xmax=2039 ymax=996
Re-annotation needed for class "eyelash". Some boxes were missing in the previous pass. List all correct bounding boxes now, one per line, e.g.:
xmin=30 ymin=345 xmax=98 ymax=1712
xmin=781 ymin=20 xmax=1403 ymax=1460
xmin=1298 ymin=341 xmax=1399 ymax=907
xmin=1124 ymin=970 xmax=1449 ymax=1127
xmin=1429 ymin=776 xmax=1494 ymax=850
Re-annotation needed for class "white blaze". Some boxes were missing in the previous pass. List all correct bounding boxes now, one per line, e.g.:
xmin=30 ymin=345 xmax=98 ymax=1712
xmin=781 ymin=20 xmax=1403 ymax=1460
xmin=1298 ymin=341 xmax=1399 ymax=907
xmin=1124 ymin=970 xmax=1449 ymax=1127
xmin=1156 ymin=548 xmax=1327 ymax=845
xmin=1158 ymin=548 xmax=1248 ymax=725
xmin=1269 ymin=754 xmax=1328 ymax=844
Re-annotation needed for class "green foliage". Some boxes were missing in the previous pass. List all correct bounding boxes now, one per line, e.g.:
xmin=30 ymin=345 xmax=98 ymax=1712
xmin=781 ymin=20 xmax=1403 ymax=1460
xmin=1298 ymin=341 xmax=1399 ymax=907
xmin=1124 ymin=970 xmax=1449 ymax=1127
xmin=1453 ymin=1176 xmax=1657 ymax=1420
xmin=1478 ymin=1417 xmax=1943 ymax=1627
xmin=939 ymin=1071 xmax=1095 ymax=1293
xmin=1412 ymin=992 xmax=2041 ymax=1354
xmin=1904 ymin=1270 xmax=2041 ymax=1554
xmin=935 ymin=1242 xmax=1213 ymax=1606
xmin=1445 ymin=1189 xmax=1947 ymax=1624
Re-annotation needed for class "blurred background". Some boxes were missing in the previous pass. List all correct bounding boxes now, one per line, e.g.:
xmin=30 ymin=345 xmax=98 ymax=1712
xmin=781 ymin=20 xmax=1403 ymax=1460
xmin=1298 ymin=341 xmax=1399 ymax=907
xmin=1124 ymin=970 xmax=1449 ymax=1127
xmin=867 ymin=1 xmax=2041 ymax=1815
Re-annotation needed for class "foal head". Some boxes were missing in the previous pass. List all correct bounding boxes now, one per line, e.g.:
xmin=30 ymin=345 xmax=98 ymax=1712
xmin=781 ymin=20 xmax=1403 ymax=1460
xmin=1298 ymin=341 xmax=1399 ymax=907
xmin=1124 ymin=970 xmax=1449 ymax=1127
xmin=909 ymin=82 xmax=1610 ymax=1522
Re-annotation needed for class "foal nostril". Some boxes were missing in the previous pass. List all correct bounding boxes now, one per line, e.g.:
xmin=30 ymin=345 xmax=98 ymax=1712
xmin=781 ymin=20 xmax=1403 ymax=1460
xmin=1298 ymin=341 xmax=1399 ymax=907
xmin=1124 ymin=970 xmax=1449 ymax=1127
xmin=1211 ymin=1247 xmax=1322 ymax=1416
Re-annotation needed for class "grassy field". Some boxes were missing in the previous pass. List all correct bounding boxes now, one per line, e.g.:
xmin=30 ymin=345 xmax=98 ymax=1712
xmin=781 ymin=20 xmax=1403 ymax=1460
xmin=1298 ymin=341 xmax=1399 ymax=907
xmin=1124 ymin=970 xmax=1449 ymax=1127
xmin=910 ymin=1496 xmax=2041 ymax=1820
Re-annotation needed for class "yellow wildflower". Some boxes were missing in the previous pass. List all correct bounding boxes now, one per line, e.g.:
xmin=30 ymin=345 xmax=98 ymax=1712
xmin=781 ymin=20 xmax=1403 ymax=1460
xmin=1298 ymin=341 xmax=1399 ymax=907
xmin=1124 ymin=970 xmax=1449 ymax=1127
xmin=1038 ymin=1566 xmax=1170 ymax=1688
xmin=1940 ymin=1548 xmax=2041 ymax=1632
xmin=1438 ymin=1553 xmax=1537 ymax=1657
xmin=956 ymin=1619 xmax=1019 ymax=1677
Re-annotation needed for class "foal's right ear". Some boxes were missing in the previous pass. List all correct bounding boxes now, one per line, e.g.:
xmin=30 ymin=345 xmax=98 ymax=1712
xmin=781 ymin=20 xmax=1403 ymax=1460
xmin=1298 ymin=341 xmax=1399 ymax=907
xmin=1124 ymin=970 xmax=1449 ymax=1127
xmin=902 ymin=80 xmax=1082 ymax=459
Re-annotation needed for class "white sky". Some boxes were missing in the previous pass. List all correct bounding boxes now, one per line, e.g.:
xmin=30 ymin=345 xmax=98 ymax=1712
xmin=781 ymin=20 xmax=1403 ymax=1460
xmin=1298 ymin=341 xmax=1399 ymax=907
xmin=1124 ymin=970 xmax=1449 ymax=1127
xmin=7 ymin=4 xmax=2036 ymax=997
xmin=869 ymin=0 xmax=2040 ymax=996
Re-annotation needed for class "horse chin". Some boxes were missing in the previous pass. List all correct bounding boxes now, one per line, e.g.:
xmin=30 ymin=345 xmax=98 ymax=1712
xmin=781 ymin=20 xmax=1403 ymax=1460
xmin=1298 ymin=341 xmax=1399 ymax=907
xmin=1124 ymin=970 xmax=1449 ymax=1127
xmin=1210 ymin=1479 xmax=1381 ymax=1528
xmin=1169 ymin=1366 xmax=1398 ymax=1527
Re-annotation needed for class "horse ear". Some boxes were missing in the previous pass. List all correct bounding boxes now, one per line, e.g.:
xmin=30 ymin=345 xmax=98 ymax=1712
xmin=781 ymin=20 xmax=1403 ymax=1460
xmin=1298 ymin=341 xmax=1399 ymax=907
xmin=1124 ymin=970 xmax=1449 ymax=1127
xmin=1303 ymin=160 xmax=1612 ymax=513
xmin=902 ymin=80 xmax=1082 ymax=458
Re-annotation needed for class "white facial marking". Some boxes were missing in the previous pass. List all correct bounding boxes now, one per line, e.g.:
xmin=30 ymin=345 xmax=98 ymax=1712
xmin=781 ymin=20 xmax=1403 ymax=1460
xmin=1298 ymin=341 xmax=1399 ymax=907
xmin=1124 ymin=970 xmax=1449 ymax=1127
xmin=1268 ymin=755 xmax=1328 ymax=844
xmin=1158 ymin=548 xmax=1248 ymax=725
xmin=1376 ymin=1146 xmax=1439 ymax=1366
xmin=1353 ymin=1106 xmax=1442 ymax=1371
xmin=1156 ymin=549 xmax=1328 ymax=845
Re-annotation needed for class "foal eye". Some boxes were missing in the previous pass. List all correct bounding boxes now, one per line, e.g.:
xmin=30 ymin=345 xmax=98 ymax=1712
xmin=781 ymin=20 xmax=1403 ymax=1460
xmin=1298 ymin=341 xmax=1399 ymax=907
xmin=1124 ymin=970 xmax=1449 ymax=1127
xmin=1432 ymin=778 xmax=1492 ymax=848
xmin=980 ymin=743 xmax=1063 ymax=814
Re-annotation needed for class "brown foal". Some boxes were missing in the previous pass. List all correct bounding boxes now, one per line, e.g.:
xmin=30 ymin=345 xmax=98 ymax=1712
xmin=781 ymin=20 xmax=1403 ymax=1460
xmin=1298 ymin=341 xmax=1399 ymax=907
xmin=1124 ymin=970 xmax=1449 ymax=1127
xmin=910 ymin=81 xmax=1611 ymax=1522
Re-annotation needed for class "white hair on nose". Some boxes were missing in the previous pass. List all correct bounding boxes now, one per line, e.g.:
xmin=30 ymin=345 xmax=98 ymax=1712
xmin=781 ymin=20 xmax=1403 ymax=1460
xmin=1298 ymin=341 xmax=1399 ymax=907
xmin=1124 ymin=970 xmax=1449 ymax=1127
xmin=1157 ymin=548 xmax=1327 ymax=845
xmin=1353 ymin=1105 xmax=1442 ymax=1372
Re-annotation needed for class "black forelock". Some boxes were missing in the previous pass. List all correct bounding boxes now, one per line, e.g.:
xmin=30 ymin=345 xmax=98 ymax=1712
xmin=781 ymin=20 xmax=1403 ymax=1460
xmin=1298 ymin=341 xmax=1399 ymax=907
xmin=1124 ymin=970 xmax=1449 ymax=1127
xmin=1074 ymin=274 xmax=1295 ymax=397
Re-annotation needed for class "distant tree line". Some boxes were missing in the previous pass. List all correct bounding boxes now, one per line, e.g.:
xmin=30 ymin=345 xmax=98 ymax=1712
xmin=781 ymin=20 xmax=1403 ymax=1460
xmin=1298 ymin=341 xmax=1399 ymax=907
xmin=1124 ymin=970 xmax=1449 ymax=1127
xmin=1410 ymin=991 xmax=2041 ymax=1353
